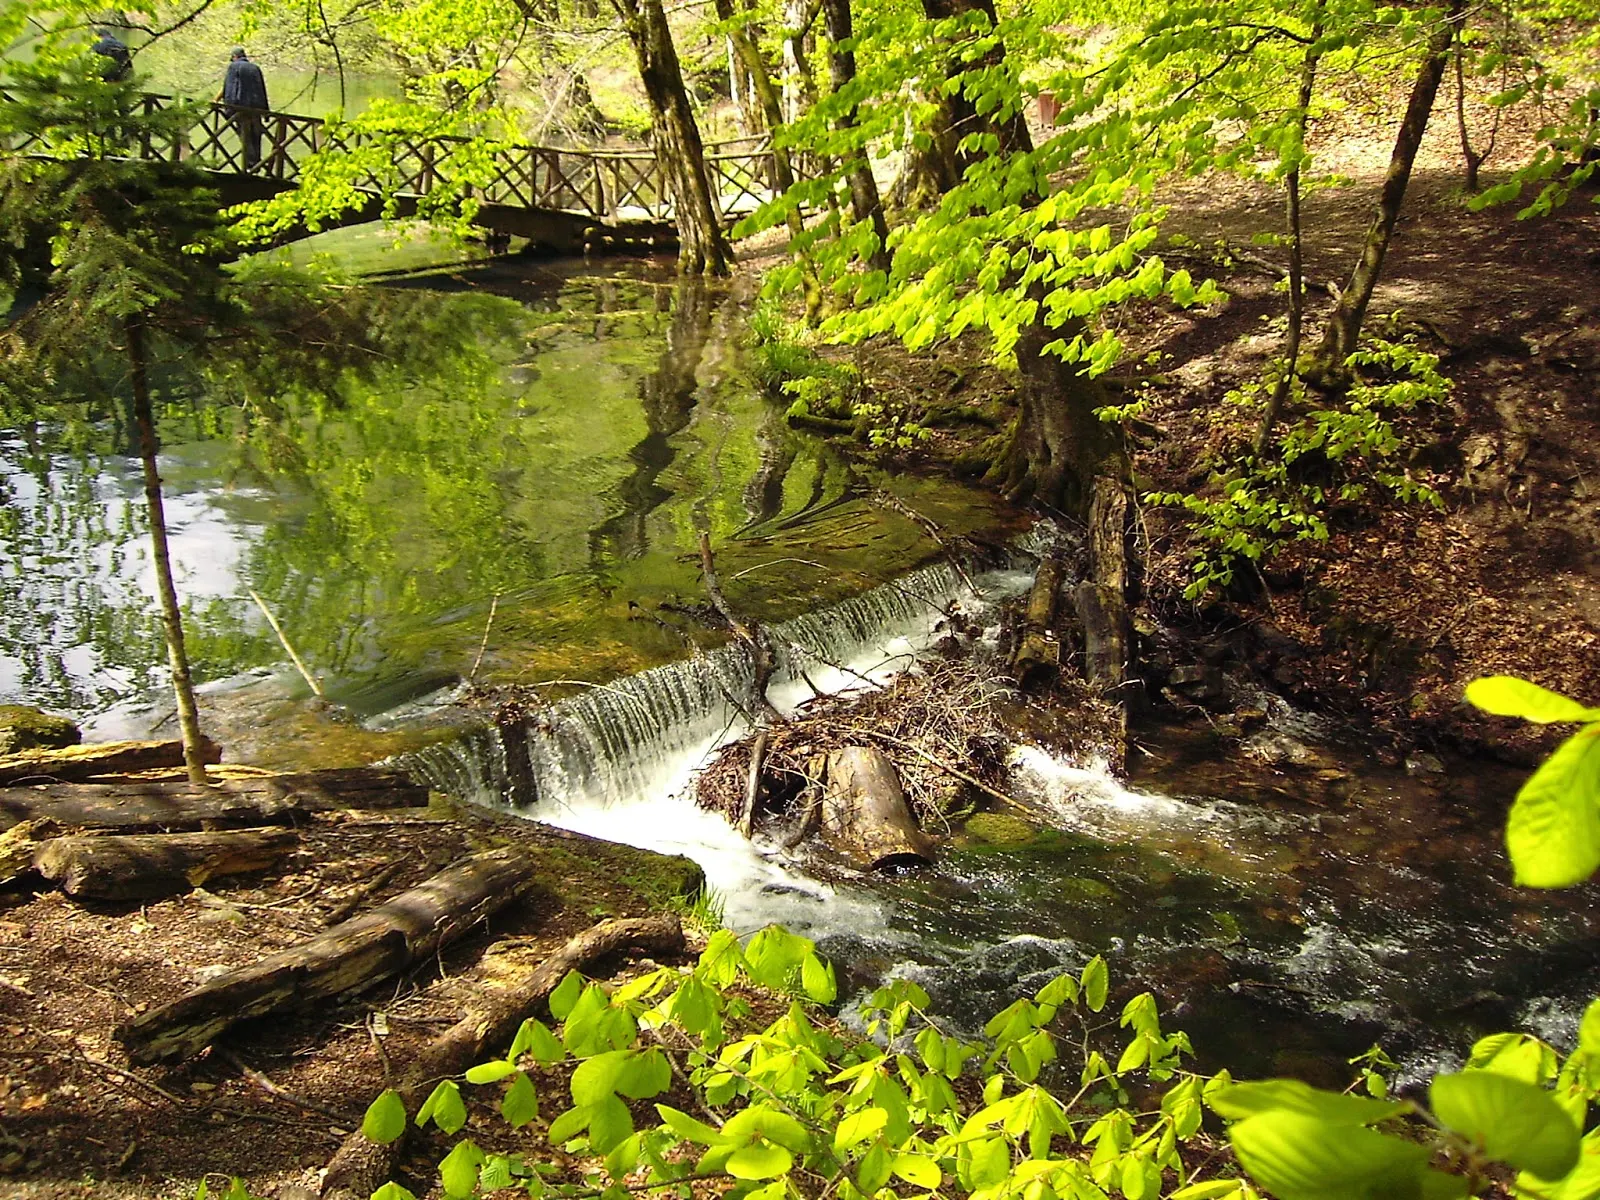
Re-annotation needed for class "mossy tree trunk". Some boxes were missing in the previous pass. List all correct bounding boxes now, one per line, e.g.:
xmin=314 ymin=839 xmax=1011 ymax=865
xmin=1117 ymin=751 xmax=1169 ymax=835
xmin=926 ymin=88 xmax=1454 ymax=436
xmin=988 ymin=304 xmax=1123 ymax=519
xmin=1310 ymin=0 xmax=1464 ymax=382
xmin=819 ymin=0 xmax=891 ymax=275
xmin=127 ymin=315 xmax=210 ymax=786
xmin=614 ymin=0 xmax=731 ymax=276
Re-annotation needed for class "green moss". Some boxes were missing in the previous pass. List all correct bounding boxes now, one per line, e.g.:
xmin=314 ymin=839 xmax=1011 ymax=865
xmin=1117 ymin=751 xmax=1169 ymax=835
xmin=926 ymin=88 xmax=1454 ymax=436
xmin=963 ymin=812 xmax=1043 ymax=847
xmin=0 ymin=705 xmax=81 ymax=755
xmin=1058 ymin=876 xmax=1119 ymax=904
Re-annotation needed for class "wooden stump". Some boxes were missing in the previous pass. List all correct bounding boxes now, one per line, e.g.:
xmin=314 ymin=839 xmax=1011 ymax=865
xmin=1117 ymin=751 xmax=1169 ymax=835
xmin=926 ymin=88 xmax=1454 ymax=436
xmin=320 ymin=913 xmax=686 ymax=1200
xmin=115 ymin=847 xmax=541 ymax=1064
xmin=33 ymin=828 xmax=298 ymax=901
xmin=821 ymin=746 xmax=933 ymax=868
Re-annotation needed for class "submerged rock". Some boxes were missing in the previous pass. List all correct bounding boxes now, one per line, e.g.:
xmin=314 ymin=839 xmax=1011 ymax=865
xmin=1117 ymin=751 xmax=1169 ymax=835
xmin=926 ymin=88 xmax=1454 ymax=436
xmin=0 ymin=705 xmax=81 ymax=755
xmin=1405 ymin=752 xmax=1446 ymax=776
xmin=1241 ymin=730 xmax=1316 ymax=767
xmin=963 ymin=812 xmax=1042 ymax=847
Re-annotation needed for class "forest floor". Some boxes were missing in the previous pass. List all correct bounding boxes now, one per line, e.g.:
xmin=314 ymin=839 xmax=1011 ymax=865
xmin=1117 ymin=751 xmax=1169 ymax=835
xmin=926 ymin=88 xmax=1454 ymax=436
xmin=0 ymin=798 xmax=703 ymax=1198
xmin=812 ymin=165 xmax=1600 ymax=764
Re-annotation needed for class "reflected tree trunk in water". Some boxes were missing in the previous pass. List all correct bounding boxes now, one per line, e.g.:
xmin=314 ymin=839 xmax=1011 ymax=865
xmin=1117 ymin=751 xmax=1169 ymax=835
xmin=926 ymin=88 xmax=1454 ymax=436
xmin=126 ymin=316 xmax=209 ymax=785
xmin=742 ymin=411 xmax=799 ymax=528
xmin=589 ymin=283 xmax=715 ymax=564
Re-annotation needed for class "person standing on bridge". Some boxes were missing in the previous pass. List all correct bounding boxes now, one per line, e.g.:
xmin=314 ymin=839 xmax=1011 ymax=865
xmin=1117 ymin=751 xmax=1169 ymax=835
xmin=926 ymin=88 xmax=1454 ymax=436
xmin=92 ymin=29 xmax=133 ymax=82
xmin=218 ymin=48 xmax=269 ymax=172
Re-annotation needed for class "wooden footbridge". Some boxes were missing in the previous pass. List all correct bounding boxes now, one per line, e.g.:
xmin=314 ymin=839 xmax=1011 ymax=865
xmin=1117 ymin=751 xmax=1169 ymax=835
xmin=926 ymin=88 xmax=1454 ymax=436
xmin=15 ymin=93 xmax=787 ymax=251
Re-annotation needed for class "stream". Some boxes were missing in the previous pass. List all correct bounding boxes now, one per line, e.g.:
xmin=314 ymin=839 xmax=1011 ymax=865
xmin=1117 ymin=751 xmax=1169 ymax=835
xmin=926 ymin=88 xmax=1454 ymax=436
xmin=4 ymin=252 xmax=1598 ymax=1089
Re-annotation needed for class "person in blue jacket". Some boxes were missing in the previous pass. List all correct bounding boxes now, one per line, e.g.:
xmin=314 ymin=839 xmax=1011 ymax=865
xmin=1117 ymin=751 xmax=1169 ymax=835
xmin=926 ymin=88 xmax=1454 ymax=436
xmin=218 ymin=48 xmax=269 ymax=171
xmin=91 ymin=29 xmax=133 ymax=81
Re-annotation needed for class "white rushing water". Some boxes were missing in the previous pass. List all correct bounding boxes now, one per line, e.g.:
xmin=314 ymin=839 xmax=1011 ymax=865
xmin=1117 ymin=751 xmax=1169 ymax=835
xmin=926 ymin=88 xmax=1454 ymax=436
xmin=402 ymin=558 xmax=1037 ymax=938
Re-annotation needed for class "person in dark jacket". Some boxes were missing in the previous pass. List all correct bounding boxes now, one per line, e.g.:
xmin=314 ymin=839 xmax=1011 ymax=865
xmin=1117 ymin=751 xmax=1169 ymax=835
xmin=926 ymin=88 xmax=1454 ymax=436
xmin=92 ymin=28 xmax=133 ymax=82
xmin=218 ymin=48 xmax=269 ymax=171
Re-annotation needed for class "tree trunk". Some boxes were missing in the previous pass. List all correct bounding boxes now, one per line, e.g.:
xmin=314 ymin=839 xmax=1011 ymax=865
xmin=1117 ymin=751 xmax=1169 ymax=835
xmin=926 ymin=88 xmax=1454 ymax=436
xmin=1 ymin=767 xmax=427 ymax=832
xmin=819 ymin=0 xmax=891 ymax=275
xmin=320 ymin=914 xmax=686 ymax=1200
xmin=614 ymin=0 xmax=731 ymax=275
xmin=1077 ymin=475 xmax=1130 ymax=690
xmin=780 ymin=0 xmax=820 ymax=125
xmin=127 ymin=316 xmax=210 ymax=785
xmin=1010 ymin=547 xmax=1065 ymax=690
xmin=0 ymin=736 xmax=220 ymax=786
xmin=887 ymin=91 xmax=960 ymax=212
xmin=1254 ymin=17 xmax=1323 ymax=455
xmin=116 ymin=848 xmax=541 ymax=1064
xmin=988 ymin=304 xmax=1122 ymax=518
xmin=1311 ymin=0 xmax=1464 ymax=380
xmin=1453 ymin=32 xmax=1483 ymax=193
xmin=919 ymin=0 xmax=1033 ymax=162
xmin=713 ymin=0 xmax=804 ymax=240
xmin=33 ymin=828 xmax=298 ymax=900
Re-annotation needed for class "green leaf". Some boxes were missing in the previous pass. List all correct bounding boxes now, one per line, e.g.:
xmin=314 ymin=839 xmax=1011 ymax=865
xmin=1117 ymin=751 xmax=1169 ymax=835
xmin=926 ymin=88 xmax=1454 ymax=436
xmin=1581 ymin=1000 xmax=1600 ymax=1061
xmin=655 ymin=1104 xmax=725 ymax=1146
xmin=605 ymin=1133 xmax=640 ymax=1180
xmin=801 ymin=954 xmax=837 ymax=1003
xmin=1530 ymin=1127 xmax=1600 ymax=1200
xmin=501 ymin=1071 xmax=538 ymax=1128
xmin=572 ymin=1050 xmax=632 ymax=1106
xmin=465 ymin=1059 xmax=517 ymax=1085
xmin=512 ymin=1018 xmax=565 ymax=1065
xmin=1229 ymin=1111 xmax=1458 ymax=1200
xmin=362 ymin=1089 xmax=407 ymax=1145
xmin=1081 ymin=956 xmax=1109 ymax=1011
xmin=1169 ymin=1184 xmax=1244 ymax=1200
xmin=371 ymin=1185 xmax=418 ymax=1200
xmin=439 ymin=1139 xmax=485 ymax=1200
xmin=857 ymin=1141 xmax=892 ymax=1193
xmin=1465 ymin=677 xmax=1600 ymax=724
xmin=892 ymin=1154 xmax=941 ymax=1190
xmin=834 ymin=1107 xmax=888 ymax=1153
xmin=417 ymin=1080 xmax=467 ymax=1134
xmin=588 ymin=1094 xmax=634 ymax=1154
xmin=1430 ymin=1071 xmax=1580 ymax=1180
xmin=549 ymin=970 xmax=584 ymax=1021
xmin=615 ymin=1048 xmax=671 ymax=1100
xmin=1209 ymin=1079 xmax=1408 ymax=1124
xmin=547 ymin=1106 xmax=589 ymax=1145
xmin=727 ymin=1142 xmax=794 ymax=1180
xmin=480 ymin=1156 xmax=513 ymax=1192
xmin=1506 ymin=728 xmax=1600 ymax=888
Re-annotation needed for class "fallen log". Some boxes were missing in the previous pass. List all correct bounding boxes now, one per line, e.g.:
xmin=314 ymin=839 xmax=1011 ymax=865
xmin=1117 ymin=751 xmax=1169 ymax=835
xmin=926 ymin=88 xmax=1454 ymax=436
xmin=0 ymin=737 xmax=222 ymax=786
xmin=115 ymin=847 xmax=541 ymax=1065
xmin=320 ymin=913 xmax=686 ymax=1200
xmin=1011 ymin=547 xmax=1067 ymax=691
xmin=33 ymin=828 xmax=299 ymax=901
xmin=1 ymin=818 xmax=58 ymax=883
xmin=821 ymin=746 xmax=934 ymax=868
xmin=0 ymin=767 xmax=428 ymax=832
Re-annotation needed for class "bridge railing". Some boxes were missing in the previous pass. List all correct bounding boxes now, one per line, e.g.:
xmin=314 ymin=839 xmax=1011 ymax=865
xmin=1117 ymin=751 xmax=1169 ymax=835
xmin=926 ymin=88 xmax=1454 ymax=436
xmin=16 ymin=93 xmax=789 ymax=227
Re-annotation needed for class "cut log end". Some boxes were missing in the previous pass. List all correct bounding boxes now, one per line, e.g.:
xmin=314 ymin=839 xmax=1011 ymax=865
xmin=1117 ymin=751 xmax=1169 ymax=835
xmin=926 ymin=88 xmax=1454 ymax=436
xmin=821 ymin=746 xmax=934 ymax=868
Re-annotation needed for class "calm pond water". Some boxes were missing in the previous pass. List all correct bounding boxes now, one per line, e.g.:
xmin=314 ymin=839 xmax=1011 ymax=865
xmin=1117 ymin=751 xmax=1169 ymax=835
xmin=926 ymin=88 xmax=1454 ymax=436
xmin=4 ymin=247 xmax=1594 ymax=1090
xmin=0 ymin=256 xmax=1012 ymax=758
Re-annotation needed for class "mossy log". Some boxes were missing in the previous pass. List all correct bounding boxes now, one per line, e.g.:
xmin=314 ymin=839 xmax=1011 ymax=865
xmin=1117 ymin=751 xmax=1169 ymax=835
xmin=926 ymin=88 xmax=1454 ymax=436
xmin=1011 ymin=547 xmax=1067 ymax=691
xmin=115 ymin=847 xmax=541 ymax=1064
xmin=0 ymin=767 xmax=428 ymax=832
xmin=1078 ymin=475 xmax=1132 ymax=691
xmin=821 ymin=746 xmax=934 ymax=868
xmin=33 ymin=828 xmax=298 ymax=901
xmin=320 ymin=913 xmax=686 ymax=1200
xmin=0 ymin=737 xmax=222 ymax=786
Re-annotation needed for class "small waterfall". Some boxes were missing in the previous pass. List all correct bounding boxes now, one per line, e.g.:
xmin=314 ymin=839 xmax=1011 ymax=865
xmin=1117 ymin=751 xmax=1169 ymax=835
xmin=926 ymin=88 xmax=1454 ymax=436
xmin=392 ymin=557 xmax=1032 ymax=933
xmin=400 ymin=560 xmax=987 ymax=815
